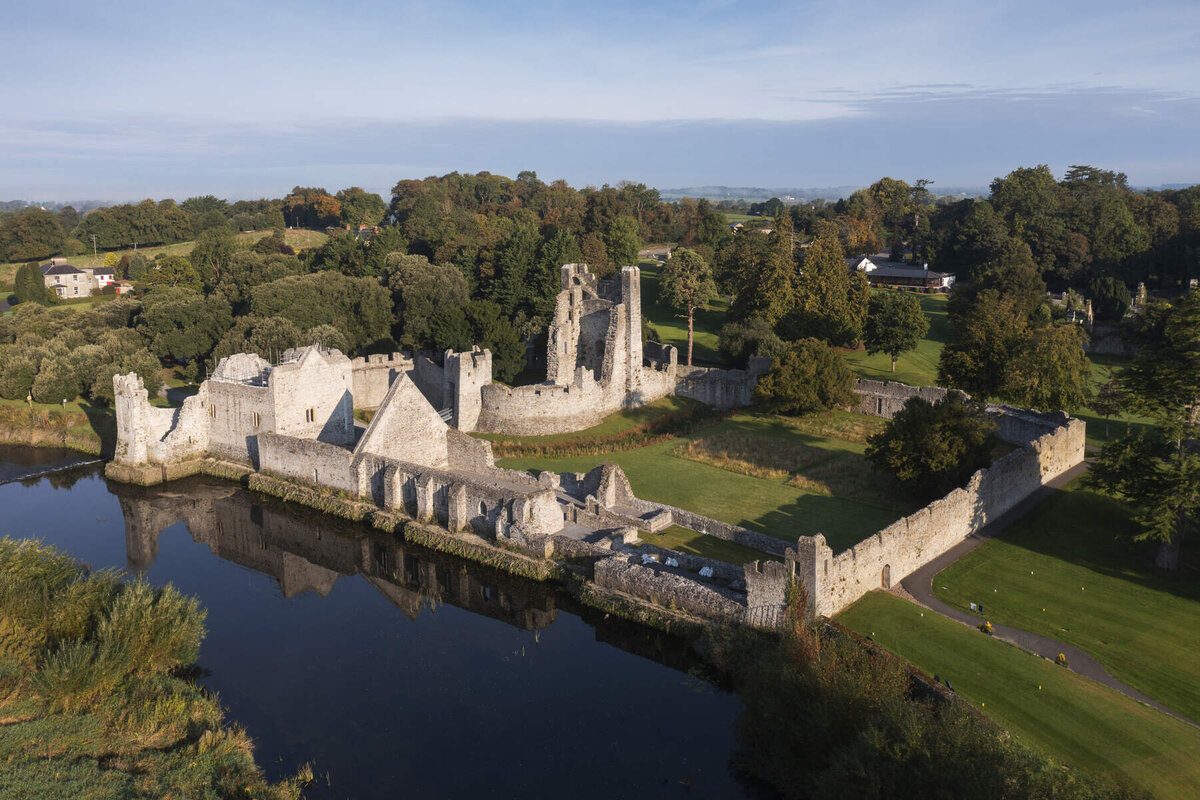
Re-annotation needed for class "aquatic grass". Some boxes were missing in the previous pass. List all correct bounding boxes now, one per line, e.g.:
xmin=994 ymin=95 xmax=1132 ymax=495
xmin=98 ymin=581 xmax=205 ymax=676
xmin=0 ymin=537 xmax=312 ymax=798
xmin=33 ymin=637 xmax=130 ymax=713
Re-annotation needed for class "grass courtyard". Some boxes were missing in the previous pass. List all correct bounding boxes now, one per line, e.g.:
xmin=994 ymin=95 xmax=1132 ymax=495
xmin=932 ymin=477 xmax=1200 ymax=724
xmin=842 ymin=291 xmax=950 ymax=387
xmin=838 ymin=592 xmax=1200 ymax=800
xmin=499 ymin=409 xmax=915 ymax=558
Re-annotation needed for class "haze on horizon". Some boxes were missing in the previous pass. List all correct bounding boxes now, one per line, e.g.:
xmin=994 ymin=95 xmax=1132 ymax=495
xmin=3 ymin=0 xmax=1198 ymax=201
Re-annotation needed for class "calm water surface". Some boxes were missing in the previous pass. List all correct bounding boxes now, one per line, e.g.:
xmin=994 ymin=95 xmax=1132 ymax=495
xmin=0 ymin=447 xmax=748 ymax=799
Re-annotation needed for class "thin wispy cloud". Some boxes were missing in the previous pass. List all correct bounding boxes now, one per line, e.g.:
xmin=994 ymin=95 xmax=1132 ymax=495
xmin=1 ymin=0 xmax=1197 ymax=197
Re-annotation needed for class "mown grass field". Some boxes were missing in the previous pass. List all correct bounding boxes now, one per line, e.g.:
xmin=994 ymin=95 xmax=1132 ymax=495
xmin=500 ymin=410 xmax=911 ymax=556
xmin=933 ymin=477 xmax=1200 ymax=723
xmin=643 ymin=525 xmax=778 ymax=564
xmin=0 ymin=228 xmax=328 ymax=285
xmin=839 ymin=592 xmax=1200 ymax=800
xmin=843 ymin=290 xmax=950 ymax=387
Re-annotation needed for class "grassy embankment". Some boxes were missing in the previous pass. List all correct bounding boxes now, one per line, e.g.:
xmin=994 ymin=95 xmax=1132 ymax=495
xmin=0 ymin=228 xmax=329 ymax=286
xmin=0 ymin=538 xmax=309 ymax=799
xmin=932 ymin=477 xmax=1200 ymax=723
xmin=839 ymin=592 xmax=1200 ymax=800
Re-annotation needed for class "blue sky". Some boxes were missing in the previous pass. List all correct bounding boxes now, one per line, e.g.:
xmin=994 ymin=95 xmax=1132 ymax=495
xmin=2 ymin=0 xmax=1198 ymax=199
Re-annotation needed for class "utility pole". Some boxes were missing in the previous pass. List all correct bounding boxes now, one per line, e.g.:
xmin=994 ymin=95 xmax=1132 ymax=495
xmin=90 ymin=235 xmax=98 ymax=260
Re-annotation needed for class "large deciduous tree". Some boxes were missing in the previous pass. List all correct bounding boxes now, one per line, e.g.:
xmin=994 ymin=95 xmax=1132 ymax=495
xmin=753 ymin=338 xmax=857 ymax=416
xmin=863 ymin=291 xmax=929 ymax=373
xmin=784 ymin=222 xmax=869 ymax=346
xmin=658 ymin=248 xmax=717 ymax=366
xmin=866 ymin=394 xmax=997 ymax=500
xmin=1003 ymin=323 xmax=1092 ymax=413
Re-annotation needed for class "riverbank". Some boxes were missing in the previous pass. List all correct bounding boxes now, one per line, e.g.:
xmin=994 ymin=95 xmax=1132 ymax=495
xmin=0 ymin=538 xmax=311 ymax=799
xmin=0 ymin=403 xmax=111 ymax=456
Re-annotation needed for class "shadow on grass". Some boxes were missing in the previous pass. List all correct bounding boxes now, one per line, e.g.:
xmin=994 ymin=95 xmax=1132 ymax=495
xmin=78 ymin=400 xmax=117 ymax=459
xmin=983 ymin=484 xmax=1200 ymax=603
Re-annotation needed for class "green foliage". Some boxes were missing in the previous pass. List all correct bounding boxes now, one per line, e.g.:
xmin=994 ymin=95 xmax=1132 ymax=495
xmin=1087 ymin=431 xmax=1200 ymax=553
xmin=938 ymin=289 xmax=1030 ymax=398
xmin=335 ymin=186 xmax=387 ymax=227
xmin=97 ymin=582 xmax=205 ymax=676
xmin=383 ymin=252 xmax=471 ymax=348
xmin=283 ymin=185 xmax=340 ymax=228
xmin=72 ymin=199 xmax=194 ymax=250
xmin=137 ymin=287 xmax=234 ymax=361
xmin=603 ymin=215 xmax=641 ymax=267
xmin=863 ymin=291 xmax=929 ymax=372
xmin=1003 ymin=323 xmax=1093 ymax=413
xmin=209 ymin=315 xmax=302 ymax=367
xmin=0 ymin=538 xmax=307 ymax=798
xmin=784 ymin=223 xmax=870 ymax=346
xmin=138 ymin=254 xmax=203 ymax=292
xmin=430 ymin=300 xmax=525 ymax=382
xmin=754 ymin=338 xmax=857 ymax=415
xmin=14 ymin=261 xmax=55 ymax=305
xmin=0 ymin=208 xmax=66 ymax=263
xmin=188 ymin=226 xmax=240 ymax=289
xmin=865 ymin=393 xmax=997 ymax=500
xmin=718 ymin=315 xmax=785 ymax=367
xmin=1088 ymin=276 xmax=1131 ymax=320
xmin=658 ymin=247 xmax=718 ymax=365
xmin=249 ymin=270 xmax=392 ymax=353
xmin=730 ymin=589 xmax=1144 ymax=800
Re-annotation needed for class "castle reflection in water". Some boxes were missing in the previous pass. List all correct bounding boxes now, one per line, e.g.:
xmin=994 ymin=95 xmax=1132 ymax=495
xmin=117 ymin=478 xmax=560 ymax=632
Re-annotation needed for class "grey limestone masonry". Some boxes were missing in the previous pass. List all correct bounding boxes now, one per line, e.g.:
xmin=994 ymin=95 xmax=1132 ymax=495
xmin=754 ymin=406 xmax=1086 ymax=620
xmin=107 ymin=263 xmax=1087 ymax=630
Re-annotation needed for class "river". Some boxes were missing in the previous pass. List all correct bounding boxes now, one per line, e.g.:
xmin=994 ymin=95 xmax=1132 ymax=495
xmin=0 ymin=446 xmax=749 ymax=799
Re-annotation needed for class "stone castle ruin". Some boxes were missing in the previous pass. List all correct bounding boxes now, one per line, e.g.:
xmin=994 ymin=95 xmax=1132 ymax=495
xmin=108 ymin=262 xmax=1085 ymax=629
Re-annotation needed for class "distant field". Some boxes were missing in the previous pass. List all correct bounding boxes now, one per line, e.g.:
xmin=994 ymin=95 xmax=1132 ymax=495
xmin=839 ymin=592 xmax=1200 ymax=800
xmin=0 ymin=228 xmax=328 ymax=285
xmin=934 ymin=477 xmax=1200 ymax=723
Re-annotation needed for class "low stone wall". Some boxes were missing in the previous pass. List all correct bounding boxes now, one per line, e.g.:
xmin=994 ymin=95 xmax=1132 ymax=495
xmin=627 ymin=498 xmax=789 ymax=557
xmin=593 ymin=555 xmax=746 ymax=621
xmin=791 ymin=412 xmax=1085 ymax=618
xmin=854 ymin=379 xmax=952 ymax=418
xmin=673 ymin=358 xmax=770 ymax=410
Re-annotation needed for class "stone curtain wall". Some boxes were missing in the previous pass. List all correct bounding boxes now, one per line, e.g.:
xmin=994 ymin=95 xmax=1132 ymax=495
xmin=629 ymin=498 xmax=790 ymax=557
xmin=790 ymin=412 xmax=1086 ymax=618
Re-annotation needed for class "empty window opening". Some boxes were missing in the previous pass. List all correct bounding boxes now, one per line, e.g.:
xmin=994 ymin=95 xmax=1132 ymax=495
xmin=479 ymin=501 xmax=487 ymax=517
xmin=305 ymin=408 xmax=315 ymax=423
xmin=251 ymin=411 xmax=261 ymax=427
xmin=208 ymin=404 xmax=217 ymax=419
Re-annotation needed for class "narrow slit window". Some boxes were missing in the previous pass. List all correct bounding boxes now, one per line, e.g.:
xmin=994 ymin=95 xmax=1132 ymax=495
xmin=305 ymin=408 xmax=315 ymax=423
xmin=251 ymin=411 xmax=261 ymax=427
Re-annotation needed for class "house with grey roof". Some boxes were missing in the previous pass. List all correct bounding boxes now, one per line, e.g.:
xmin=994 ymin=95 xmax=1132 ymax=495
xmin=41 ymin=261 xmax=91 ymax=298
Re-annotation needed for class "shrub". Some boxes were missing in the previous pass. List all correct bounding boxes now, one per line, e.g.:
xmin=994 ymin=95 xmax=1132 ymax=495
xmin=98 ymin=582 xmax=206 ymax=676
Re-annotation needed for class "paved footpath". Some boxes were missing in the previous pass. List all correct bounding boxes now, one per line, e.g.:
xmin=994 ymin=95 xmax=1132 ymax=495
xmin=899 ymin=460 xmax=1199 ymax=729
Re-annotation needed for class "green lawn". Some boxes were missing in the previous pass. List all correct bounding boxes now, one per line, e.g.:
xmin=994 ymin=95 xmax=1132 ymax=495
xmin=640 ymin=261 xmax=728 ymax=366
xmin=500 ymin=410 xmax=907 ymax=553
xmin=933 ymin=478 xmax=1200 ymax=723
xmin=641 ymin=525 xmax=779 ymax=564
xmin=474 ymin=395 xmax=701 ymax=445
xmin=843 ymin=290 xmax=949 ymax=387
xmin=838 ymin=592 xmax=1200 ymax=800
